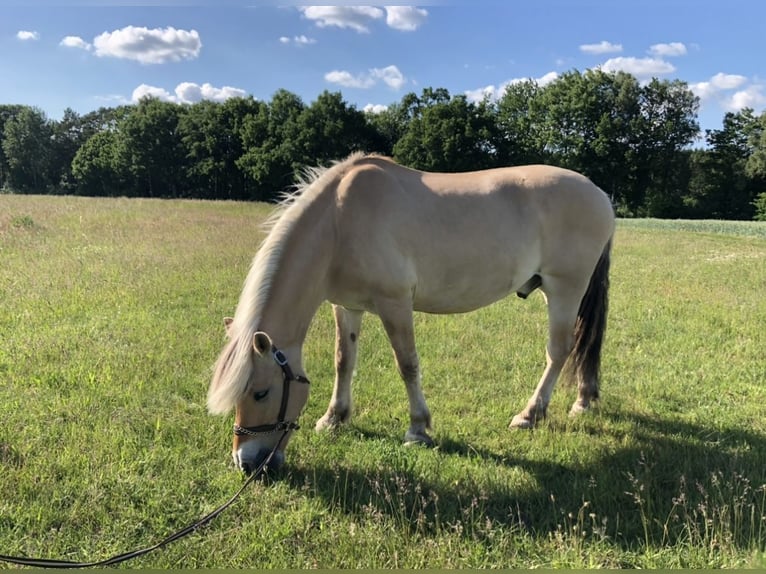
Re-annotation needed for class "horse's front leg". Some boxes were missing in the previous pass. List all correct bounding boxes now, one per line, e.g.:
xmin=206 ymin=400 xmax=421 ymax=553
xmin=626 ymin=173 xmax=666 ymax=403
xmin=316 ymin=305 xmax=363 ymax=432
xmin=375 ymin=297 xmax=433 ymax=446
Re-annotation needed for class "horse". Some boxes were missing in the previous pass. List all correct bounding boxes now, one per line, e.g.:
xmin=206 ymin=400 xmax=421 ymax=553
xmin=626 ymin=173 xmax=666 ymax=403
xmin=208 ymin=152 xmax=615 ymax=473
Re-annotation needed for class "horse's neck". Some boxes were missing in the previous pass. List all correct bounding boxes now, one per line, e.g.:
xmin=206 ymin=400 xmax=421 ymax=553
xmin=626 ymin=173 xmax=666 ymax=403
xmin=257 ymin=196 xmax=334 ymax=357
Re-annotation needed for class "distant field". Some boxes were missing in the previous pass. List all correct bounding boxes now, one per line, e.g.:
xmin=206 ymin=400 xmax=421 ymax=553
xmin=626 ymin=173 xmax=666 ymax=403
xmin=620 ymin=217 xmax=766 ymax=239
xmin=1 ymin=195 xmax=765 ymax=568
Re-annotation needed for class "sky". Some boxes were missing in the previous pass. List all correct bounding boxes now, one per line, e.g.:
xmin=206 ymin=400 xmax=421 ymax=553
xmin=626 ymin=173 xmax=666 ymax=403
xmin=1 ymin=1 xmax=764 ymax=138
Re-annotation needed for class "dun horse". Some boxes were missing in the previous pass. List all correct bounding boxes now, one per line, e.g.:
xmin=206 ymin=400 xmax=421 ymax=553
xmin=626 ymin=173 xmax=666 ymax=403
xmin=208 ymin=153 xmax=614 ymax=473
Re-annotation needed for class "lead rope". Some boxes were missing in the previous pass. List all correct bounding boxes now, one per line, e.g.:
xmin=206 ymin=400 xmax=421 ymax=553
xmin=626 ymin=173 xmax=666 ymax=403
xmin=0 ymin=430 xmax=289 ymax=569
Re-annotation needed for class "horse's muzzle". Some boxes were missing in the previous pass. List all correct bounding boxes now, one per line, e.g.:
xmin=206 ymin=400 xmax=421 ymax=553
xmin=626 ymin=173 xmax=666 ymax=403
xmin=234 ymin=446 xmax=285 ymax=475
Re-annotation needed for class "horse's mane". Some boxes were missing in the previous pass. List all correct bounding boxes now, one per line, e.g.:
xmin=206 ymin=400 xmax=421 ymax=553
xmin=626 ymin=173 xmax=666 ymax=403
xmin=208 ymin=151 xmax=377 ymax=413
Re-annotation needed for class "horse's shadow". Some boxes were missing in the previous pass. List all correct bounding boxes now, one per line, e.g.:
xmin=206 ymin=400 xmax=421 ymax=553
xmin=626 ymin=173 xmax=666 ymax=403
xmin=279 ymin=408 xmax=766 ymax=551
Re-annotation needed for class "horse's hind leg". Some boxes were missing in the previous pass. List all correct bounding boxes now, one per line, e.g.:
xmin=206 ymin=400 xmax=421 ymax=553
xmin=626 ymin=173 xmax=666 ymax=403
xmin=510 ymin=276 xmax=584 ymax=429
xmin=376 ymin=297 xmax=433 ymax=446
xmin=316 ymin=305 xmax=364 ymax=432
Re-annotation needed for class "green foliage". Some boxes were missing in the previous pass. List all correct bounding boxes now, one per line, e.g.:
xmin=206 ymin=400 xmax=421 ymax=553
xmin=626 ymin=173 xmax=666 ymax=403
xmin=297 ymin=90 xmax=378 ymax=164
xmin=178 ymin=97 xmax=262 ymax=200
xmin=686 ymin=110 xmax=761 ymax=219
xmin=746 ymin=110 xmax=766 ymax=179
xmin=753 ymin=193 xmax=766 ymax=221
xmin=393 ymin=88 xmax=498 ymax=171
xmin=71 ymin=130 xmax=127 ymax=196
xmin=0 ymin=70 xmax=764 ymax=218
xmin=1 ymin=196 xmax=765 ymax=568
xmin=118 ymin=97 xmax=187 ymax=197
xmin=494 ymin=78 xmax=547 ymax=165
xmin=1 ymin=106 xmax=54 ymax=193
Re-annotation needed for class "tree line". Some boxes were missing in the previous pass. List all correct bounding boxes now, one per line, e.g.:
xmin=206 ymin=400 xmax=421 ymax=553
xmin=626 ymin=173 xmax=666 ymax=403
xmin=2 ymin=69 xmax=765 ymax=220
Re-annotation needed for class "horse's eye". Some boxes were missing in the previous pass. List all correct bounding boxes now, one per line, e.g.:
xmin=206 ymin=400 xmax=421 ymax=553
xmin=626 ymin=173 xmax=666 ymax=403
xmin=253 ymin=389 xmax=269 ymax=402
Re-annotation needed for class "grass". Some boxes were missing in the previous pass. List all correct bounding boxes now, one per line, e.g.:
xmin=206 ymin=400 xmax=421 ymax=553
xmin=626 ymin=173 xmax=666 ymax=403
xmin=1 ymin=195 xmax=766 ymax=568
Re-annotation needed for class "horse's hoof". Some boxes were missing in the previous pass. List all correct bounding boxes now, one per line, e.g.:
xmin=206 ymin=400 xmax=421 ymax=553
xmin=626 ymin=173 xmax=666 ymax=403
xmin=404 ymin=431 xmax=434 ymax=447
xmin=509 ymin=413 xmax=535 ymax=429
xmin=569 ymin=401 xmax=592 ymax=417
xmin=315 ymin=414 xmax=341 ymax=432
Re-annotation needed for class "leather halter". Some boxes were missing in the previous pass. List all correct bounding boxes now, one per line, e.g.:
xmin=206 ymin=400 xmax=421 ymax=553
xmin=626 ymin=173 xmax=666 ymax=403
xmin=233 ymin=346 xmax=310 ymax=437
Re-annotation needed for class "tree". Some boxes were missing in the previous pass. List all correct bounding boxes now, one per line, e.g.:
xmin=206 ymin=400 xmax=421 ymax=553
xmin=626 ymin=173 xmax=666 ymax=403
xmin=529 ymin=70 xmax=645 ymax=209
xmin=494 ymin=79 xmax=547 ymax=166
xmin=49 ymin=108 xmax=90 ymax=194
xmin=236 ymin=89 xmax=306 ymax=201
xmin=2 ymin=106 xmax=54 ymax=193
xmin=746 ymin=110 xmax=766 ymax=179
xmin=393 ymin=88 xmax=498 ymax=171
xmin=687 ymin=109 xmax=760 ymax=219
xmin=116 ymin=97 xmax=187 ymax=197
xmin=297 ymin=90 xmax=376 ymax=164
xmin=629 ymin=79 xmax=700 ymax=217
xmin=364 ymin=102 xmax=409 ymax=156
xmin=0 ymin=104 xmax=26 ymax=189
xmin=746 ymin=111 xmax=766 ymax=220
xmin=71 ymin=130 xmax=128 ymax=196
xmin=178 ymin=97 xmax=262 ymax=199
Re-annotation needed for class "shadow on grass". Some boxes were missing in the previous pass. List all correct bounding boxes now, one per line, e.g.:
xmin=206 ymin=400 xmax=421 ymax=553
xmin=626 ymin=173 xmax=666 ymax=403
xmin=280 ymin=408 xmax=766 ymax=554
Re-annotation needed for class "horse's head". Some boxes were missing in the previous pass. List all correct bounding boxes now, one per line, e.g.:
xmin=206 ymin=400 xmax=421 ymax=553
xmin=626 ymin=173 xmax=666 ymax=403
xmin=208 ymin=320 xmax=309 ymax=474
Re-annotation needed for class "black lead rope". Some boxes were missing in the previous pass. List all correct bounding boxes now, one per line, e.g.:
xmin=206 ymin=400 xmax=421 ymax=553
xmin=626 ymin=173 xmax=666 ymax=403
xmin=0 ymin=430 xmax=289 ymax=569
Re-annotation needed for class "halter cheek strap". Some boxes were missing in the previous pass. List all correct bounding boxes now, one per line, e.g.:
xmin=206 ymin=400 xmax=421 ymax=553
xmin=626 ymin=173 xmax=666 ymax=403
xmin=233 ymin=346 xmax=310 ymax=437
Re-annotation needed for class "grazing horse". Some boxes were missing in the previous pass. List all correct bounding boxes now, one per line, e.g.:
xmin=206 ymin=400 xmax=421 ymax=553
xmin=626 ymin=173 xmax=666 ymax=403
xmin=208 ymin=153 xmax=614 ymax=473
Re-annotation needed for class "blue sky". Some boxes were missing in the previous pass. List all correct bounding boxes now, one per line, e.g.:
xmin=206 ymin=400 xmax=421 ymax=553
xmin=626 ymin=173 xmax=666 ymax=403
xmin=1 ymin=1 xmax=764 ymax=137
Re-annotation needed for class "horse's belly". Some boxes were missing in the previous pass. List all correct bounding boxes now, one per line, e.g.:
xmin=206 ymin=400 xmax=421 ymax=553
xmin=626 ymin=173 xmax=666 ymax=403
xmin=327 ymin=261 xmax=523 ymax=315
xmin=413 ymin=292 xmax=509 ymax=314
xmin=412 ymin=266 xmax=521 ymax=314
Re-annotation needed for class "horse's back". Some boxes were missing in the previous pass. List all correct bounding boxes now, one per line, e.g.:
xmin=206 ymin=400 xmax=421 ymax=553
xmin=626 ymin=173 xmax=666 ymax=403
xmin=338 ymin=159 xmax=611 ymax=223
xmin=328 ymin=158 xmax=614 ymax=314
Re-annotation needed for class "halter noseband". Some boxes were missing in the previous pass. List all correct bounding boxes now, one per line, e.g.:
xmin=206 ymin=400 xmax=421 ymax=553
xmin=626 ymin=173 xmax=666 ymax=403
xmin=233 ymin=346 xmax=310 ymax=437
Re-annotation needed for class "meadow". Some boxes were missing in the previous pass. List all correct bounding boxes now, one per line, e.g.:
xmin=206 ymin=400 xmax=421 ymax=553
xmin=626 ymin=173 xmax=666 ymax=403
xmin=1 ymin=194 xmax=765 ymax=568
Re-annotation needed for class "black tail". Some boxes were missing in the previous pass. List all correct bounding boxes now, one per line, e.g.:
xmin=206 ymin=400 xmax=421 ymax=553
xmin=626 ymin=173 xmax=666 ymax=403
xmin=569 ymin=238 xmax=612 ymax=399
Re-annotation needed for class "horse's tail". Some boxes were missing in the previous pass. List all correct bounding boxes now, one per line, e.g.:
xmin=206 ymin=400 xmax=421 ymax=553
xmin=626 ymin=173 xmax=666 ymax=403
xmin=569 ymin=237 xmax=612 ymax=398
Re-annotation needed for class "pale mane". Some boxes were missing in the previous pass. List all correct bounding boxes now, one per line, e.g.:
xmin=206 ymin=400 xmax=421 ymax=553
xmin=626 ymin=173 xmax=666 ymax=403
xmin=207 ymin=151 xmax=372 ymax=413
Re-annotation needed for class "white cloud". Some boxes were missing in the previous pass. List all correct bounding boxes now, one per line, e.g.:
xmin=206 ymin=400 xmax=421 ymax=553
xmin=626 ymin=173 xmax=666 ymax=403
xmin=300 ymin=6 xmax=384 ymax=33
xmin=374 ymin=65 xmax=406 ymax=89
xmin=690 ymin=72 xmax=752 ymax=107
xmin=385 ymin=6 xmax=428 ymax=31
xmin=689 ymin=72 xmax=765 ymax=116
xmin=325 ymin=70 xmax=375 ymax=89
xmin=727 ymin=85 xmax=766 ymax=111
xmin=364 ymin=103 xmax=388 ymax=114
xmin=16 ymin=30 xmax=39 ymax=41
xmin=580 ymin=40 xmax=622 ymax=55
xmin=60 ymin=36 xmax=91 ymax=50
xmin=93 ymin=26 xmax=202 ymax=64
xmin=131 ymin=82 xmax=247 ymax=104
xmin=280 ymin=35 xmax=316 ymax=46
xmin=600 ymin=56 xmax=675 ymax=78
xmin=465 ymin=72 xmax=559 ymax=102
xmin=325 ymin=64 xmax=406 ymax=90
xmin=174 ymin=82 xmax=247 ymax=103
xmin=690 ymin=80 xmax=716 ymax=101
xmin=300 ymin=6 xmax=427 ymax=33
xmin=533 ymin=71 xmax=559 ymax=86
xmin=132 ymin=84 xmax=174 ymax=102
xmin=710 ymin=72 xmax=747 ymax=90
xmin=648 ymin=42 xmax=687 ymax=57
xmin=465 ymin=84 xmax=499 ymax=102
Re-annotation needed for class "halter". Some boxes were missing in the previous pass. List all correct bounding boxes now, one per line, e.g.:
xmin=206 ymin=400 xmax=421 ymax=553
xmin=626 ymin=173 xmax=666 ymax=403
xmin=233 ymin=346 xmax=310 ymax=437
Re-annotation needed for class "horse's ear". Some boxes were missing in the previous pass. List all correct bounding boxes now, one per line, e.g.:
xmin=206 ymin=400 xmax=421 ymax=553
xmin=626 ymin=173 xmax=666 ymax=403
xmin=223 ymin=317 xmax=234 ymax=335
xmin=252 ymin=331 xmax=272 ymax=356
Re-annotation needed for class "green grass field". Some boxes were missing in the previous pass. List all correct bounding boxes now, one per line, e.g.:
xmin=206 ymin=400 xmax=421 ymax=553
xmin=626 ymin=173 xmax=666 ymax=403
xmin=1 ymin=195 xmax=766 ymax=568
